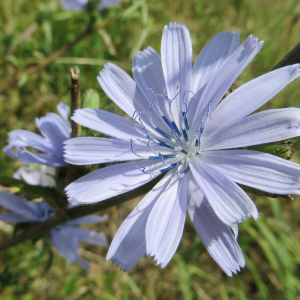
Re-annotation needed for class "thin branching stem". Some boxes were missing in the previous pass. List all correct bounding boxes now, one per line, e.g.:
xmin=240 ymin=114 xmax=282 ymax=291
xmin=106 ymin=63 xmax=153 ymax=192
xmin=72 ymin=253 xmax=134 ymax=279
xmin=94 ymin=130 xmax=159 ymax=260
xmin=0 ymin=26 xmax=92 ymax=94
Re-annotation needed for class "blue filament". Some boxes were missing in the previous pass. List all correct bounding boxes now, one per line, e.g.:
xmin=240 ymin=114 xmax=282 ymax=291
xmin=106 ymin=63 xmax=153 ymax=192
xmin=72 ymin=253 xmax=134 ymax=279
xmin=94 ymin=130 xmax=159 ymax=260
xmin=182 ymin=128 xmax=189 ymax=142
xmin=195 ymin=100 xmax=213 ymax=153
xmin=148 ymin=97 xmax=173 ymax=140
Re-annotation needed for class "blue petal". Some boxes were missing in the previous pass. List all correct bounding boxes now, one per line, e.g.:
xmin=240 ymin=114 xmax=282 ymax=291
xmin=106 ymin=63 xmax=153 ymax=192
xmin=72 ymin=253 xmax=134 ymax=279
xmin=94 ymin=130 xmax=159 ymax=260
xmin=0 ymin=191 xmax=44 ymax=221
xmin=187 ymin=173 xmax=245 ymax=276
xmin=0 ymin=213 xmax=36 ymax=223
xmin=60 ymin=226 xmax=108 ymax=246
xmin=50 ymin=228 xmax=90 ymax=269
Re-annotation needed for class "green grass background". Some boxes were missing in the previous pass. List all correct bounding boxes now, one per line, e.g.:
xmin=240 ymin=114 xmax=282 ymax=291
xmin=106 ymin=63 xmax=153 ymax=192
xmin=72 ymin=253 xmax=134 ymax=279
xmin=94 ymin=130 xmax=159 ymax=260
xmin=1 ymin=0 xmax=300 ymax=299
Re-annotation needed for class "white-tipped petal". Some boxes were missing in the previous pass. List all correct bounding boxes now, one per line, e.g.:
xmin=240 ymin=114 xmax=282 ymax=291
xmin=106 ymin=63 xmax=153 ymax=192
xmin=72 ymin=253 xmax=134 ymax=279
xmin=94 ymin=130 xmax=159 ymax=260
xmin=201 ymin=150 xmax=300 ymax=195
xmin=107 ymin=174 xmax=171 ymax=272
xmin=189 ymin=156 xmax=258 ymax=226
xmin=187 ymin=173 xmax=245 ymax=276
xmin=204 ymin=64 xmax=300 ymax=137
xmin=204 ymin=108 xmax=300 ymax=150
xmin=146 ymin=174 xmax=187 ymax=268
xmin=64 ymin=137 xmax=155 ymax=165
xmin=65 ymin=160 xmax=164 ymax=204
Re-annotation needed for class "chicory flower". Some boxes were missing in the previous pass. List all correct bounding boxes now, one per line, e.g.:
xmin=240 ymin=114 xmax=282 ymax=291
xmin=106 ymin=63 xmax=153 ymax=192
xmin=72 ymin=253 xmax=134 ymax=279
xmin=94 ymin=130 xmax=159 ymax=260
xmin=3 ymin=103 xmax=70 ymax=168
xmin=0 ymin=167 xmax=108 ymax=269
xmin=64 ymin=23 xmax=300 ymax=275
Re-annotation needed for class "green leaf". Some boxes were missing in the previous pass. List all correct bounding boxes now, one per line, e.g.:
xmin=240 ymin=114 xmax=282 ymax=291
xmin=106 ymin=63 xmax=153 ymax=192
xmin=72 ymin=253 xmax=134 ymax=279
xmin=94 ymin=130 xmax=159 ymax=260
xmin=82 ymin=89 xmax=100 ymax=109
xmin=242 ymin=139 xmax=295 ymax=160
xmin=0 ymin=175 xmax=58 ymax=202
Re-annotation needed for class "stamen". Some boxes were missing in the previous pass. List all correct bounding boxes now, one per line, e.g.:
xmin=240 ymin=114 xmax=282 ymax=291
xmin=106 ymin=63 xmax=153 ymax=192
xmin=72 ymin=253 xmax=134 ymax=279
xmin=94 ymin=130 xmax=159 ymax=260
xmin=170 ymin=162 xmax=190 ymax=178
xmin=133 ymin=163 xmax=160 ymax=175
xmin=132 ymin=111 xmax=148 ymax=137
xmin=194 ymin=100 xmax=213 ymax=153
xmin=178 ymin=84 xmax=195 ymax=131
xmin=172 ymin=131 xmax=188 ymax=155
xmin=138 ymin=118 xmax=175 ymax=150
xmin=182 ymin=110 xmax=189 ymax=130
xmin=148 ymin=96 xmax=173 ymax=140
xmin=132 ymin=85 xmax=197 ymax=179
xmin=147 ymin=89 xmax=178 ymax=137
xmin=130 ymin=140 xmax=160 ymax=160
xmin=166 ymin=94 xmax=181 ymax=137
xmin=158 ymin=153 xmax=174 ymax=166
xmin=159 ymin=161 xmax=182 ymax=173
xmin=137 ymin=139 xmax=176 ymax=159
xmin=182 ymin=165 xmax=190 ymax=175
xmin=185 ymin=91 xmax=196 ymax=115
xmin=182 ymin=129 xmax=189 ymax=142
xmin=177 ymin=85 xmax=195 ymax=130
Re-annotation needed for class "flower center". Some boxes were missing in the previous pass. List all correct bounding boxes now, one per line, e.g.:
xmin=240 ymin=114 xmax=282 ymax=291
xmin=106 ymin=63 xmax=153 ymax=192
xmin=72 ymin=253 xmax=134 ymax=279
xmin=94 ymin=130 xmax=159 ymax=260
xmin=130 ymin=85 xmax=211 ymax=178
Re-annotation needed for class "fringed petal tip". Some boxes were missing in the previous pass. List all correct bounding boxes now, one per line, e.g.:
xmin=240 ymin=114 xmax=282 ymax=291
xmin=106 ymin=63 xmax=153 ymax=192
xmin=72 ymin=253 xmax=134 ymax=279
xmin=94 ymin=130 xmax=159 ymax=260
xmin=147 ymin=253 xmax=168 ymax=269
xmin=219 ymin=253 xmax=245 ymax=277
xmin=246 ymin=33 xmax=264 ymax=48
xmin=164 ymin=21 xmax=188 ymax=30
xmin=108 ymin=256 xmax=132 ymax=273
xmin=228 ymin=257 xmax=246 ymax=277
xmin=231 ymin=206 xmax=259 ymax=226
xmin=66 ymin=196 xmax=80 ymax=206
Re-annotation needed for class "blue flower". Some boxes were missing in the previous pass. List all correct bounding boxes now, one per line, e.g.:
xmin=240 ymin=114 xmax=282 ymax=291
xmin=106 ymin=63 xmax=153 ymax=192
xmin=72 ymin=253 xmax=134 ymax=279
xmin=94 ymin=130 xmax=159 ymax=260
xmin=0 ymin=191 xmax=108 ymax=269
xmin=64 ymin=23 xmax=300 ymax=275
xmin=0 ymin=167 xmax=108 ymax=270
xmin=3 ymin=103 xmax=70 ymax=168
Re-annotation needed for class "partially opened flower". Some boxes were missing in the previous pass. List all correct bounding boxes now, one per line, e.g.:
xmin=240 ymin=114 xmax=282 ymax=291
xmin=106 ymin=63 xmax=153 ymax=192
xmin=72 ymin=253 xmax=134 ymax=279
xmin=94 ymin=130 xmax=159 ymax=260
xmin=60 ymin=0 xmax=122 ymax=10
xmin=3 ymin=103 xmax=70 ymax=167
xmin=0 ymin=189 xmax=108 ymax=269
xmin=64 ymin=22 xmax=300 ymax=275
